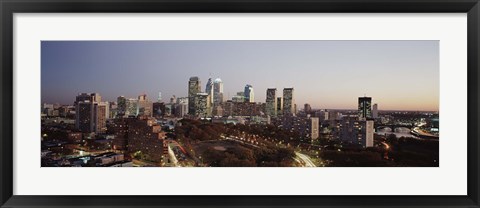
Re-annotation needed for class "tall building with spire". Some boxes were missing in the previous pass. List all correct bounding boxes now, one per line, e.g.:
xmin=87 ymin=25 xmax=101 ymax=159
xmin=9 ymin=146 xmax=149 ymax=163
xmin=188 ymin=77 xmax=201 ymax=115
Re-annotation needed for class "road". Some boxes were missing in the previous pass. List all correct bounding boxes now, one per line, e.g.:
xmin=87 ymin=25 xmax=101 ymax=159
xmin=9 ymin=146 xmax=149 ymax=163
xmin=411 ymin=127 xmax=439 ymax=139
xmin=224 ymin=136 xmax=260 ymax=148
xmin=295 ymin=152 xmax=316 ymax=167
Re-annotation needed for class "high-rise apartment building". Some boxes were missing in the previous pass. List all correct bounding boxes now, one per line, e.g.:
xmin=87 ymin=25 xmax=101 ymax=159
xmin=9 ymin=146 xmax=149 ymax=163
xmin=372 ymin=103 xmax=378 ymax=118
xmin=111 ymin=117 xmax=136 ymax=150
xmin=125 ymin=98 xmax=138 ymax=117
xmin=266 ymin=88 xmax=277 ymax=117
xmin=76 ymin=101 xmax=94 ymax=132
xmin=117 ymin=96 xmax=126 ymax=117
xmin=276 ymin=97 xmax=283 ymax=116
xmin=94 ymin=102 xmax=108 ymax=133
xmin=358 ymin=96 xmax=372 ymax=119
xmin=108 ymin=102 xmax=117 ymax=118
xmin=333 ymin=116 xmax=374 ymax=148
xmin=194 ymin=92 xmax=211 ymax=117
xmin=74 ymin=93 xmax=107 ymax=133
xmin=304 ymin=103 xmax=312 ymax=114
xmin=127 ymin=117 xmax=166 ymax=164
xmin=315 ymin=110 xmax=329 ymax=122
xmin=364 ymin=120 xmax=374 ymax=147
xmin=283 ymin=88 xmax=295 ymax=116
xmin=329 ymin=110 xmax=341 ymax=120
xmin=310 ymin=117 xmax=319 ymax=140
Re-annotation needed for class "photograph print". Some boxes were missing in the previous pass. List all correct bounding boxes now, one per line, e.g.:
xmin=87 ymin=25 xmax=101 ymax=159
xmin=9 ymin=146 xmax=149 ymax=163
xmin=41 ymin=40 xmax=439 ymax=167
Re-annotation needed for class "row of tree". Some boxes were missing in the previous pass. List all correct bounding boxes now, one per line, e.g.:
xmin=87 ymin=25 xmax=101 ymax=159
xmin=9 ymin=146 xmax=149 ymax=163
xmin=201 ymin=142 xmax=295 ymax=167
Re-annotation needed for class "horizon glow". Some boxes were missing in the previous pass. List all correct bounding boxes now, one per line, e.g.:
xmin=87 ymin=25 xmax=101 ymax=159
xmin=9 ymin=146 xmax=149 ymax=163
xmin=41 ymin=40 xmax=439 ymax=111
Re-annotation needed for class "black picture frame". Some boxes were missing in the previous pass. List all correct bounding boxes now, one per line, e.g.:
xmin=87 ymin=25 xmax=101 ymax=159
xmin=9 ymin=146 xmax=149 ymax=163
xmin=1 ymin=0 xmax=479 ymax=207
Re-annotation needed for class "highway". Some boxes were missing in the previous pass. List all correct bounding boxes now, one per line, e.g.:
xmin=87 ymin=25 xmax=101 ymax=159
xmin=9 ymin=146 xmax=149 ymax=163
xmin=295 ymin=152 xmax=316 ymax=167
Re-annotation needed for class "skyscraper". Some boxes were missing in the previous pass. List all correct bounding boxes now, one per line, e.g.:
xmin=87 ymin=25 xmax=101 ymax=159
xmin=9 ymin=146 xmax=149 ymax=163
xmin=175 ymin=97 xmax=189 ymax=118
xmin=276 ymin=97 xmax=283 ymax=116
xmin=76 ymin=100 xmax=93 ymax=132
xmin=90 ymin=93 xmax=101 ymax=103
xmin=137 ymin=94 xmax=153 ymax=117
xmin=74 ymin=93 xmax=107 ymax=133
xmin=315 ymin=110 xmax=329 ymax=122
xmin=232 ymin=95 xmax=245 ymax=103
xmin=283 ymin=88 xmax=295 ymax=116
xmin=266 ymin=88 xmax=277 ymax=117
xmin=194 ymin=92 xmax=211 ymax=117
xmin=205 ymin=77 xmax=214 ymax=107
xmin=152 ymin=102 xmax=165 ymax=118
xmin=188 ymin=77 xmax=201 ymax=115
xmin=117 ymin=96 xmax=127 ymax=117
xmin=76 ymin=93 xmax=92 ymax=103
xmin=372 ymin=103 xmax=378 ymax=118
xmin=364 ymin=120 xmax=374 ymax=147
xmin=108 ymin=102 xmax=117 ymax=118
xmin=170 ymin=95 xmax=176 ymax=104
xmin=176 ymin=97 xmax=189 ymax=105
xmin=310 ymin=117 xmax=319 ymax=140
xmin=244 ymin=84 xmax=254 ymax=103
xmin=358 ymin=96 xmax=372 ymax=119
xmin=213 ymin=78 xmax=224 ymax=108
xmin=304 ymin=103 xmax=312 ymax=114
xmin=94 ymin=102 xmax=108 ymax=133
xmin=125 ymin=98 xmax=138 ymax=117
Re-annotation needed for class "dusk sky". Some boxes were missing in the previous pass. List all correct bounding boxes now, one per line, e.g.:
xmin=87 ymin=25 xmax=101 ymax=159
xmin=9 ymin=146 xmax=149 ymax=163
xmin=41 ymin=40 xmax=439 ymax=111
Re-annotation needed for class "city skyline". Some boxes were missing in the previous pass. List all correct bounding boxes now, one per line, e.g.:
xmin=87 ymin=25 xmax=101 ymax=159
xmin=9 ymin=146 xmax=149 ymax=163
xmin=42 ymin=40 xmax=439 ymax=111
